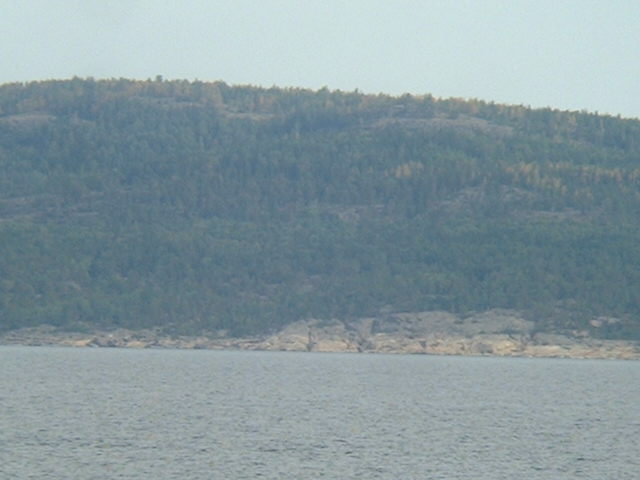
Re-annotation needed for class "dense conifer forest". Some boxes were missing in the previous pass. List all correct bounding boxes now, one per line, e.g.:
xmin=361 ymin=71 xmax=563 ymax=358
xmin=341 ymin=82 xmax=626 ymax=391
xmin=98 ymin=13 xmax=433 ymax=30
xmin=1 ymin=78 xmax=639 ymax=339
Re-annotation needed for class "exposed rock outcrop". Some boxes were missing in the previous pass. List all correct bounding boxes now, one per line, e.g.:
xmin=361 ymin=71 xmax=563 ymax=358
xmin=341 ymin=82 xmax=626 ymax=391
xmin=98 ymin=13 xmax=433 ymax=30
xmin=2 ymin=310 xmax=639 ymax=360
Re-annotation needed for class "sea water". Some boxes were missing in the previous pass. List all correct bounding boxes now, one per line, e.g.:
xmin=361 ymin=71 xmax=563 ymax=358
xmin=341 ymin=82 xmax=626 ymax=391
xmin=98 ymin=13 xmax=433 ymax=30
xmin=1 ymin=346 xmax=638 ymax=479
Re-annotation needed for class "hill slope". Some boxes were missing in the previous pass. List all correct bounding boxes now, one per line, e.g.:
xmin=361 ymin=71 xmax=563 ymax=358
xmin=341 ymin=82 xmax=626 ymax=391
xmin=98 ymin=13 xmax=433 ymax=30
xmin=1 ymin=78 xmax=640 ymax=339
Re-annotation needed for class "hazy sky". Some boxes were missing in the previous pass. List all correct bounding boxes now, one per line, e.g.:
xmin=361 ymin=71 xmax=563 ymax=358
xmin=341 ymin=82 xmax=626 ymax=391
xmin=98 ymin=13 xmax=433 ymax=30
xmin=2 ymin=0 xmax=639 ymax=118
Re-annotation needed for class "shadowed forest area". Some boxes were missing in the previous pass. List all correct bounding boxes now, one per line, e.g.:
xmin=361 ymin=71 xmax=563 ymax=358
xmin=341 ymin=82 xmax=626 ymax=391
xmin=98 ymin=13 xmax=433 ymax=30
xmin=1 ymin=78 xmax=639 ymax=339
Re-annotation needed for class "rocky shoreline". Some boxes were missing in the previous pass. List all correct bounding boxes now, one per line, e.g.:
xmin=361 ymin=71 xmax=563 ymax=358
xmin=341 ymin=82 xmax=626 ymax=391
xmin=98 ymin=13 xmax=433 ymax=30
xmin=2 ymin=310 xmax=639 ymax=360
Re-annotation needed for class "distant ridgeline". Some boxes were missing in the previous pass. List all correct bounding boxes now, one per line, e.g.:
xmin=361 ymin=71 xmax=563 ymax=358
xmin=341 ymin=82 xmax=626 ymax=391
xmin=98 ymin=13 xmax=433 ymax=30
xmin=1 ymin=78 xmax=639 ymax=339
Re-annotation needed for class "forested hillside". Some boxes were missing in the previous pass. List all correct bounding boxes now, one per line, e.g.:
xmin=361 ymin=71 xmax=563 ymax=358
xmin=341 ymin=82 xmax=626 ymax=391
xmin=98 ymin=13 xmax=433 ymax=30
xmin=1 ymin=78 xmax=639 ymax=339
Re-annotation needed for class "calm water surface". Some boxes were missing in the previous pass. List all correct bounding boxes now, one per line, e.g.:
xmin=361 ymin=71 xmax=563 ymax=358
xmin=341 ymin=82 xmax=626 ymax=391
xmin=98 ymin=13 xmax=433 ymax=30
xmin=1 ymin=347 xmax=638 ymax=479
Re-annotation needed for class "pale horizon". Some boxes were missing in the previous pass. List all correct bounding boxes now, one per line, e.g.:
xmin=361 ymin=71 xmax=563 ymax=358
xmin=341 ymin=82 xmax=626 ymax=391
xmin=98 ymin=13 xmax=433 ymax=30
xmin=2 ymin=0 xmax=639 ymax=119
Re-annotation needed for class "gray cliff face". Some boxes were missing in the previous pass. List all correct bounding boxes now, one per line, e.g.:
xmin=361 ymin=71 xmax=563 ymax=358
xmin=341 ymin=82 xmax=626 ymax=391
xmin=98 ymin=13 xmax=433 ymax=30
xmin=1 ymin=310 xmax=639 ymax=360
xmin=258 ymin=311 xmax=638 ymax=359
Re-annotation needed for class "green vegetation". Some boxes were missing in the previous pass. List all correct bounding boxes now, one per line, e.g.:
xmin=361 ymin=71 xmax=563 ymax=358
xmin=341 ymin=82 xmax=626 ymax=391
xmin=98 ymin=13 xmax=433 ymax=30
xmin=1 ymin=77 xmax=639 ymax=339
